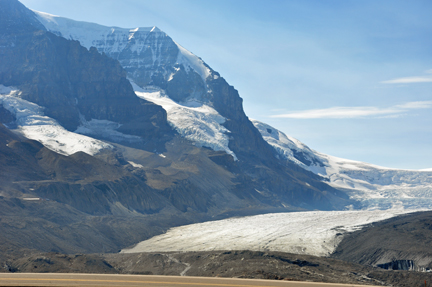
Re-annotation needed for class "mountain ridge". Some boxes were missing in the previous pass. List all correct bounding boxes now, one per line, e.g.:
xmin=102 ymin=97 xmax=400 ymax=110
xmin=3 ymin=0 xmax=430 ymax=214
xmin=252 ymin=119 xmax=432 ymax=210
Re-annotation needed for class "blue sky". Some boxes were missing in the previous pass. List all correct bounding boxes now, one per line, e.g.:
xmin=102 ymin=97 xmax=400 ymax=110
xmin=20 ymin=0 xmax=432 ymax=169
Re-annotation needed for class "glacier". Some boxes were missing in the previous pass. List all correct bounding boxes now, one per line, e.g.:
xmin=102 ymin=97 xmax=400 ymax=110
xmin=133 ymin=83 xmax=237 ymax=160
xmin=122 ymin=209 xmax=415 ymax=257
xmin=34 ymin=11 xmax=159 ymax=57
xmin=252 ymin=120 xmax=432 ymax=210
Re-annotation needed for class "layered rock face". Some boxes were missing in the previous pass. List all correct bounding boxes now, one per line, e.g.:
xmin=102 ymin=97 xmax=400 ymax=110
xmin=36 ymin=14 xmax=207 ymax=102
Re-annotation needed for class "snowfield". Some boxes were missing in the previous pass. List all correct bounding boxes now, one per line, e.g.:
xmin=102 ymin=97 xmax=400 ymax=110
xmin=134 ymin=84 xmax=237 ymax=160
xmin=0 ymin=85 xmax=112 ymax=156
xmin=122 ymin=209 xmax=415 ymax=256
xmin=252 ymin=120 xmax=432 ymax=210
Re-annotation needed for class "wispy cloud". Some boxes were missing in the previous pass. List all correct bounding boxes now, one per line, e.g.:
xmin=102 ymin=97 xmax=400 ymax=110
xmin=381 ymin=70 xmax=432 ymax=84
xmin=271 ymin=101 xmax=432 ymax=119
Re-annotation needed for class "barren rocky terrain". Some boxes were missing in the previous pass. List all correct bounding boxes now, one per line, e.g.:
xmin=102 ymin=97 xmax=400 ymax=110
xmin=332 ymin=211 xmax=432 ymax=271
xmin=2 ymin=250 xmax=432 ymax=287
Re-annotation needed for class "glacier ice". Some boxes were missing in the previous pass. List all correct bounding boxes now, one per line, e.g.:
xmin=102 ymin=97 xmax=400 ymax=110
xmin=134 ymin=84 xmax=237 ymax=160
xmin=122 ymin=209 xmax=415 ymax=256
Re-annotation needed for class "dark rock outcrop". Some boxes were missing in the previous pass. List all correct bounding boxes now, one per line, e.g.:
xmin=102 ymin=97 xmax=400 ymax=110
xmin=377 ymin=260 xmax=416 ymax=271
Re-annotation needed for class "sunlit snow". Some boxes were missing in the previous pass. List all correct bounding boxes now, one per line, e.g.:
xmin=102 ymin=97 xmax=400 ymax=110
xmin=0 ymin=85 xmax=112 ymax=156
xmin=134 ymin=84 xmax=237 ymax=160
xmin=128 ymin=161 xmax=143 ymax=168
xmin=122 ymin=209 xmax=414 ymax=256
xmin=174 ymin=42 xmax=211 ymax=82
xmin=252 ymin=120 xmax=432 ymax=210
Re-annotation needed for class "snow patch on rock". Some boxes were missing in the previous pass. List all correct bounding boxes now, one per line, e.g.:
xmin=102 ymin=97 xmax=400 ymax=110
xmin=128 ymin=161 xmax=143 ymax=168
xmin=0 ymin=85 xmax=112 ymax=156
xmin=75 ymin=117 xmax=142 ymax=143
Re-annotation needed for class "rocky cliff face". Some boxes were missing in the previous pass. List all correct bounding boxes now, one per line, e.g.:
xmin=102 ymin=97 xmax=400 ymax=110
xmin=0 ymin=2 xmax=174 ymax=147
xmin=0 ymin=0 xmax=44 ymax=33
xmin=35 ymin=14 xmax=208 ymax=103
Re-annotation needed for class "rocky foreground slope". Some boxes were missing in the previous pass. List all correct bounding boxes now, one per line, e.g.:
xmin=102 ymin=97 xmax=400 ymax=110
xmin=332 ymin=210 xmax=432 ymax=272
xmin=2 ymin=249 xmax=432 ymax=287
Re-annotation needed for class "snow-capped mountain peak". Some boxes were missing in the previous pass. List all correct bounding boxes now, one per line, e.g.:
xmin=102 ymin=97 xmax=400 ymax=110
xmin=33 ymin=11 xmax=230 ymax=157
xmin=34 ymin=10 xmax=210 ymax=86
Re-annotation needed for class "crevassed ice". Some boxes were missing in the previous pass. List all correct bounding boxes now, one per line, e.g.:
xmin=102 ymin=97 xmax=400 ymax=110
xmin=252 ymin=119 xmax=432 ymax=210
xmin=134 ymin=84 xmax=237 ymax=160
xmin=0 ymin=85 xmax=111 ymax=156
